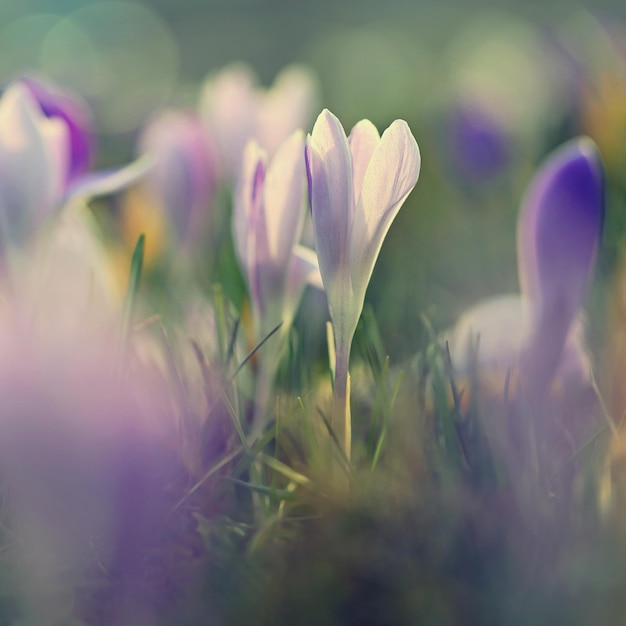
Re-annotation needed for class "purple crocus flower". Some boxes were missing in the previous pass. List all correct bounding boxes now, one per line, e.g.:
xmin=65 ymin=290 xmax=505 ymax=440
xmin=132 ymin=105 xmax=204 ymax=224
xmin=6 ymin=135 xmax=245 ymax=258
xmin=21 ymin=74 xmax=94 ymax=186
xmin=447 ymin=99 xmax=510 ymax=183
xmin=449 ymin=138 xmax=604 ymax=393
xmin=0 ymin=80 xmax=152 ymax=265
xmin=234 ymin=131 xmax=320 ymax=337
xmin=234 ymin=131 xmax=321 ymax=432
xmin=0 ymin=82 xmax=68 ymax=251
xmin=139 ymin=109 xmax=218 ymax=247
xmin=0 ymin=310 xmax=177 ymax=624
xmin=305 ymin=109 xmax=421 ymax=458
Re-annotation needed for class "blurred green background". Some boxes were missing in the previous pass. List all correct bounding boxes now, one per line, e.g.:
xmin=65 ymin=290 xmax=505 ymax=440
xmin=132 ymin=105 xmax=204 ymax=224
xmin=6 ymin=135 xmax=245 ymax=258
xmin=2 ymin=0 xmax=626 ymax=361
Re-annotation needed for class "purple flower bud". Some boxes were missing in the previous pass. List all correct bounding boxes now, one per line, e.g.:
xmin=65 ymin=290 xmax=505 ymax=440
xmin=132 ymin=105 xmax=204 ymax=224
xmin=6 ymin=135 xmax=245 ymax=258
xmin=0 ymin=83 xmax=67 ymax=251
xmin=233 ymin=132 xmax=320 ymax=336
xmin=139 ymin=109 xmax=217 ymax=246
xmin=447 ymin=100 xmax=510 ymax=182
xmin=518 ymin=138 xmax=604 ymax=318
xmin=20 ymin=75 xmax=94 ymax=186
xmin=518 ymin=137 xmax=604 ymax=387
xmin=449 ymin=138 xmax=604 ymax=392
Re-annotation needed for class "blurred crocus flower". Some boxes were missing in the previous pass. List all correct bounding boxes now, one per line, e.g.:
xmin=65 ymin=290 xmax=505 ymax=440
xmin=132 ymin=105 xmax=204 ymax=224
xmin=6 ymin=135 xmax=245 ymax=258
xmin=0 ymin=311 xmax=177 ymax=624
xmin=305 ymin=109 xmax=421 ymax=458
xmin=138 ymin=108 xmax=218 ymax=248
xmin=0 ymin=80 xmax=151 ymax=266
xmin=235 ymin=131 xmax=320 ymax=336
xmin=21 ymin=74 xmax=94 ymax=185
xmin=446 ymin=99 xmax=511 ymax=183
xmin=449 ymin=138 xmax=604 ymax=395
xmin=0 ymin=82 xmax=67 ymax=252
xmin=234 ymin=131 xmax=321 ymax=430
xmin=200 ymin=63 xmax=318 ymax=178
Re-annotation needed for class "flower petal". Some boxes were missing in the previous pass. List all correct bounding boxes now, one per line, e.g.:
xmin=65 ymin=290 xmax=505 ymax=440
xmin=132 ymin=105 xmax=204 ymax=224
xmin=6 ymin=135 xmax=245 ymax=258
xmin=283 ymin=245 xmax=322 ymax=325
xmin=139 ymin=109 xmax=217 ymax=245
xmin=199 ymin=63 xmax=258 ymax=177
xmin=447 ymin=294 xmax=530 ymax=375
xmin=517 ymin=137 xmax=603 ymax=321
xmin=262 ymin=130 xmax=306 ymax=268
xmin=259 ymin=65 xmax=319 ymax=157
xmin=66 ymin=155 xmax=153 ymax=202
xmin=306 ymin=109 xmax=354 ymax=304
xmin=21 ymin=74 xmax=94 ymax=185
xmin=0 ymin=83 xmax=68 ymax=247
xmin=348 ymin=119 xmax=379 ymax=200
xmin=516 ymin=137 xmax=603 ymax=390
xmin=349 ymin=119 xmax=420 ymax=300
xmin=233 ymin=140 xmax=267 ymax=308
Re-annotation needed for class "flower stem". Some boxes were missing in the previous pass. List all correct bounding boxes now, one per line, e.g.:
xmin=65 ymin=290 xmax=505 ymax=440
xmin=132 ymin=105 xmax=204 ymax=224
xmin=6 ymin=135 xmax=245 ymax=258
xmin=333 ymin=344 xmax=351 ymax=461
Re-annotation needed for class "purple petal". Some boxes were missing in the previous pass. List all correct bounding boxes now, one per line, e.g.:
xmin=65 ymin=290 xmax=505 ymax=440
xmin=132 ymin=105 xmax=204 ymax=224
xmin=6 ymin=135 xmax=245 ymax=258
xmin=139 ymin=109 xmax=217 ymax=245
xmin=447 ymin=101 xmax=510 ymax=182
xmin=517 ymin=137 xmax=603 ymax=320
xmin=517 ymin=137 xmax=603 ymax=388
xmin=20 ymin=75 xmax=94 ymax=186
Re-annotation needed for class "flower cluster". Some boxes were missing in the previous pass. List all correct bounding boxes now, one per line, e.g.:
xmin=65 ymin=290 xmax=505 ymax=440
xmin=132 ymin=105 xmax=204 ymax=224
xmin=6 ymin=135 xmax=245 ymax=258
xmin=0 ymin=55 xmax=610 ymax=623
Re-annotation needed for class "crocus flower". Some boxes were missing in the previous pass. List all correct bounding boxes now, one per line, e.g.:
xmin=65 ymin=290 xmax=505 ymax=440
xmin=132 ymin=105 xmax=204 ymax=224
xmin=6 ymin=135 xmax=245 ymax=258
xmin=446 ymin=99 xmax=510 ymax=183
xmin=0 ymin=80 xmax=151 ymax=269
xmin=234 ymin=131 xmax=321 ymax=431
xmin=305 ymin=109 xmax=421 ymax=458
xmin=448 ymin=137 xmax=604 ymax=395
xmin=21 ymin=74 xmax=94 ymax=185
xmin=0 ymin=82 xmax=67 ymax=252
xmin=138 ymin=108 xmax=218 ymax=248
xmin=235 ymin=131 xmax=320 ymax=335
xmin=0 ymin=310 xmax=177 ymax=624
xmin=200 ymin=63 xmax=318 ymax=178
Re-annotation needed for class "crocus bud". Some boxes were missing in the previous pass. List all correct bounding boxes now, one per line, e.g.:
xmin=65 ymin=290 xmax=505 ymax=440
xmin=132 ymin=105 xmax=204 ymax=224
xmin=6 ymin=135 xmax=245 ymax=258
xmin=234 ymin=131 xmax=321 ymax=432
xmin=234 ymin=131 xmax=321 ymax=338
xmin=446 ymin=99 xmax=510 ymax=183
xmin=0 ymin=83 xmax=67 ymax=252
xmin=305 ymin=108 xmax=420 ymax=459
xmin=200 ymin=63 xmax=318 ymax=178
xmin=20 ymin=74 xmax=94 ymax=185
xmin=449 ymin=138 xmax=604 ymax=392
xmin=139 ymin=109 xmax=217 ymax=247
xmin=305 ymin=109 xmax=421 ymax=356
xmin=518 ymin=137 xmax=604 ymax=388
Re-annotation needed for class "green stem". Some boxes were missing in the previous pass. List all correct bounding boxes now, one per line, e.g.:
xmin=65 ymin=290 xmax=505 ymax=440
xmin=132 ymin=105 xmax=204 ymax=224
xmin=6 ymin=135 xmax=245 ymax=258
xmin=333 ymin=343 xmax=352 ymax=461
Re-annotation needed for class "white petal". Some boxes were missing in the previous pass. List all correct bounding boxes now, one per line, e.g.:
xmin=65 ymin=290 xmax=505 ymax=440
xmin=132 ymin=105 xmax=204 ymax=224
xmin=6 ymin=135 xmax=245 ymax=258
xmin=262 ymin=130 xmax=306 ymax=267
xmin=259 ymin=65 xmax=319 ymax=156
xmin=306 ymin=109 xmax=354 ymax=306
xmin=348 ymin=119 xmax=379 ymax=200
xmin=283 ymin=245 xmax=322 ymax=325
xmin=233 ymin=140 xmax=267 ymax=307
xmin=447 ymin=294 xmax=530 ymax=376
xmin=199 ymin=64 xmax=258 ymax=176
xmin=349 ymin=119 xmax=420 ymax=304
xmin=0 ymin=83 xmax=68 ymax=245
